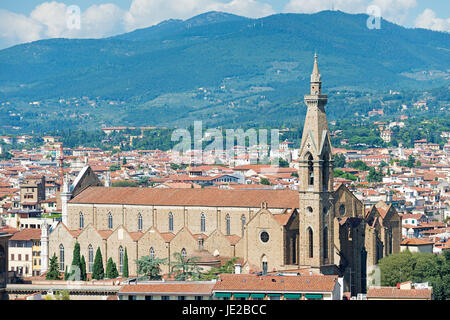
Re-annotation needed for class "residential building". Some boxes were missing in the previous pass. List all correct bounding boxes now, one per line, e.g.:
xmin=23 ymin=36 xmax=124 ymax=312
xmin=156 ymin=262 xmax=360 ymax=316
xmin=8 ymin=228 xmax=41 ymax=278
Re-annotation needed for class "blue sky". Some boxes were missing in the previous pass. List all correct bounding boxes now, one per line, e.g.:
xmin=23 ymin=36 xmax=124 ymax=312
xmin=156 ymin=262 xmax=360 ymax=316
xmin=0 ymin=0 xmax=449 ymax=49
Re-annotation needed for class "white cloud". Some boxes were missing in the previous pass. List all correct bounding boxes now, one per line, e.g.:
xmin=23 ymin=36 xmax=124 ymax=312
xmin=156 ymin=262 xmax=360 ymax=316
xmin=284 ymin=0 xmax=418 ymax=25
xmin=124 ymin=0 xmax=274 ymax=31
xmin=30 ymin=1 xmax=68 ymax=38
xmin=284 ymin=0 xmax=367 ymax=14
xmin=0 ymin=0 xmax=275 ymax=49
xmin=81 ymin=4 xmax=127 ymax=38
xmin=370 ymin=0 xmax=417 ymax=25
xmin=0 ymin=9 xmax=43 ymax=48
xmin=415 ymin=9 xmax=450 ymax=33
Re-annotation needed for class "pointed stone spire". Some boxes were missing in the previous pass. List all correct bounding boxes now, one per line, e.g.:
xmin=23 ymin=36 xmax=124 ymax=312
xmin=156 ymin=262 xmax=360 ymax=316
xmin=311 ymin=53 xmax=321 ymax=84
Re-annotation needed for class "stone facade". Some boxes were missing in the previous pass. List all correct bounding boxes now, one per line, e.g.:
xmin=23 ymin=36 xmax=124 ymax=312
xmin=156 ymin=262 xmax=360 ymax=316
xmin=46 ymin=55 xmax=401 ymax=296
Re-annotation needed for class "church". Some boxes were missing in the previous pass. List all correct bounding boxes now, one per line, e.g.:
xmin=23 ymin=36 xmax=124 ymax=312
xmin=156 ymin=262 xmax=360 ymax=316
xmin=44 ymin=55 xmax=401 ymax=296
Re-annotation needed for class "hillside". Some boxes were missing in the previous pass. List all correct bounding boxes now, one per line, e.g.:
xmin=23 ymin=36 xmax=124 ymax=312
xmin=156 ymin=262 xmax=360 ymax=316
xmin=0 ymin=10 xmax=449 ymax=131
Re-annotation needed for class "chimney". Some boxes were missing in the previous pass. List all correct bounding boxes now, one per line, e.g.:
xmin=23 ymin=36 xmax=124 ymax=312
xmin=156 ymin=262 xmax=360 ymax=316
xmin=234 ymin=263 xmax=242 ymax=274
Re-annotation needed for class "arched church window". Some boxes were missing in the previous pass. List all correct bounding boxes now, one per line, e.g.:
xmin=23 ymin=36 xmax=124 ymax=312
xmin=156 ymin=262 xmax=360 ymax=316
xmin=339 ymin=205 xmax=345 ymax=216
xmin=59 ymin=244 xmax=64 ymax=271
xmin=200 ymin=213 xmax=206 ymax=233
xmin=181 ymin=248 xmax=187 ymax=259
xmin=261 ymin=255 xmax=268 ymax=275
xmin=119 ymin=246 xmax=124 ymax=274
xmin=307 ymin=227 xmax=313 ymax=258
xmin=241 ymin=215 xmax=246 ymax=237
xmin=389 ymin=229 xmax=393 ymax=254
xmin=322 ymin=154 xmax=329 ymax=191
xmin=169 ymin=212 xmax=174 ymax=232
xmin=79 ymin=212 xmax=84 ymax=229
xmin=226 ymin=214 xmax=231 ymax=235
xmin=323 ymin=227 xmax=328 ymax=260
xmin=108 ymin=213 xmax=113 ymax=229
xmin=88 ymin=245 xmax=93 ymax=273
xmin=138 ymin=213 xmax=143 ymax=231
xmin=307 ymin=153 xmax=314 ymax=186
xmin=150 ymin=247 xmax=155 ymax=260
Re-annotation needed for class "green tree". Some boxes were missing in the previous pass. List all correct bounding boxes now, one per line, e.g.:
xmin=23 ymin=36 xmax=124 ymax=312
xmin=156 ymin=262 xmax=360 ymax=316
xmin=123 ymin=248 xmax=129 ymax=278
xmin=260 ymin=178 xmax=271 ymax=185
xmin=135 ymin=256 xmax=167 ymax=280
xmin=64 ymin=265 xmax=69 ymax=280
xmin=106 ymin=257 xmax=113 ymax=278
xmin=169 ymin=252 xmax=202 ymax=281
xmin=334 ymin=153 xmax=346 ymax=168
xmin=92 ymin=247 xmax=104 ymax=280
xmin=201 ymin=257 xmax=238 ymax=280
xmin=349 ymin=160 xmax=369 ymax=171
xmin=278 ymin=158 xmax=289 ymax=168
xmin=80 ymin=256 xmax=87 ymax=281
xmin=406 ymin=154 xmax=415 ymax=168
xmin=378 ymin=251 xmax=450 ymax=300
xmin=69 ymin=242 xmax=81 ymax=280
xmin=46 ymin=254 xmax=61 ymax=280
xmin=112 ymin=262 xmax=119 ymax=278
xmin=367 ymin=167 xmax=383 ymax=182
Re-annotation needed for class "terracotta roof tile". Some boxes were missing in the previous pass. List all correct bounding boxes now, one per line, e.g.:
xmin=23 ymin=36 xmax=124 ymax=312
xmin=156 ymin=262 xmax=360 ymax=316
xmin=9 ymin=228 xmax=41 ymax=241
xmin=70 ymin=187 xmax=299 ymax=209
xmin=119 ymin=282 xmax=216 ymax=294
xmin=97 ymin=230 xmax=113 ymax=239
xmin=367 ymin=287 xmax=432 ymax=299
xmin=225 ymin=234 xmax=241 ymax=245
xmin=213 ymin=273 xmax=338 ymax=293
xmin=401 ymin=238 xmax=434 ymax=246
xmin=159 ymin=232 xmax=175 ymax=242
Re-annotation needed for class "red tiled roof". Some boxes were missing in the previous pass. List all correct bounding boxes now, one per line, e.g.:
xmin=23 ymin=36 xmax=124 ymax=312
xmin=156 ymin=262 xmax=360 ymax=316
xmin=97 ymin=230 xmax=113 ymax=239
xmin=213 ymin=273 xmax=338 ymax=293
xmin=401 ymin=238 xmax=434 ymax=246
xmin=119 ymin=282 xmax=216 ymax=295
xmin=159 ymin=232 xmax=175 ymax=242
xmin=9 ymin=228 xmax=41 ymax=241
xmin=225 ymin=235 xmax=241 ymax=245
xmin=367 ymin=287 xmax=432 ymax=299
xmin=70 ymin=187 xmax=299 ymax=209
xmin=273 ymin=210 xmax=295 ymax=226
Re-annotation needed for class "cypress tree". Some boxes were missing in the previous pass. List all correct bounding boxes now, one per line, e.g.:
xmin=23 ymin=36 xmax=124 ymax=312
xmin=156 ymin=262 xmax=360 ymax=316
xmin=106 ymin=258 xmax=119 ymax=279
xmin=92 ymin=247 xmax=104 ymax=280
xmin=80 ymin=256 xmax=87 ymax=281
xmin=111 ymin=262 xmax=119 ymax=279
xmin=70 ymin=242 xmax=81 ymax=280
xmin=64 ymin=265 xmax=69 ymax=280
xmin=46 ymin=254 xmax=61 ymax=280
xmin=123 ymin=248 xmax=129 ymax=278
xmin=106 ymin=257 xmax=114 ymax=278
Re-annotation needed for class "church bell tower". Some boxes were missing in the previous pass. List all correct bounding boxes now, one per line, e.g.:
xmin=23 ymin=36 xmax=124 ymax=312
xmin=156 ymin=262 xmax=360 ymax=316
xmin=298 ymin=54 xmax=334 ymax=268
